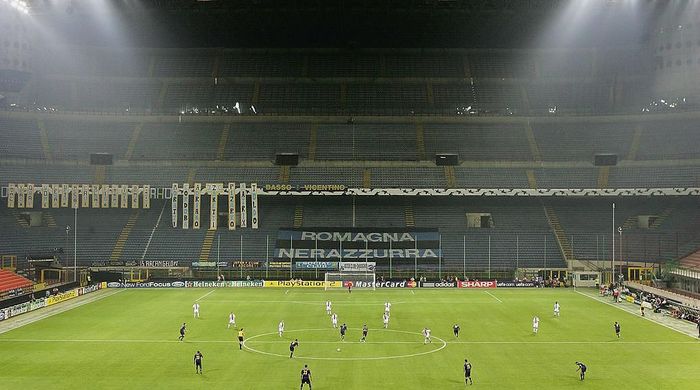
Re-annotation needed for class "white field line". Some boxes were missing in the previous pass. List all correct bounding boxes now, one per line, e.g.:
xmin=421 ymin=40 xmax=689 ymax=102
xmin=484 ymin=291 xmax=503 ymax=303
xmin=575 ymin=290 xmax=698 ymax=339
xmin=0 ymin=339 xmax=693 ymax=345
xmin=0 ymin=289 xmax=124 ymax=335
xmin=410 ymin=290 xmax=415 ymax=295
xmin=195 ymin=289 xmax=216 ymax=302
xmin=285 ymin=290 xmax=289 ymax=295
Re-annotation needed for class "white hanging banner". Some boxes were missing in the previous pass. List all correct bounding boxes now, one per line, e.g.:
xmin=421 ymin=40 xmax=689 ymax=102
xmin=171 ymin=183 xmax=179 ymax=228
xmin=41 ymin=185 xmax=49 ymax=209
xmin=239 ymin=182 xmax=247 ymax=228
xmin=60 ymin=184 xmax=69 ymax=208
xmin=18 ymin=185 xmax=26 ymax=208
xmin=71 ymin=185 xmax=79 ymax=209
xmin=193 ymin=183 xmax=201 ymax=229
xmin=91 ymin=185 xmax=100 ymax=208
xmin=209 ymin=184 xmax=219 ymax=230
xmin=81 ymin=185 xmax=90 ymax=208
xmin=228 ymin=182 xmax=236 ymax=230
xmin=131 ymin=185 xmax=139 ymax=208
xmin=182 ymin=183 xmax=190 ymax=229
xmin=7 ymin=184 xmax=16 ymax=208
xmin=52 ymin=185 xmax=61 ymax=208
xmin=101 ymin=185 xmax=109 ymax=208
xmin=142 ymin=185 xmax=150 ymax=209
xmin=26 ymin=184 xmax=35 ymax=208
xmin=120 ymin=185 xmax=128 ymax=208
xmin=110 ymin=185 xmax=119 ymax=208
xmin=250 ymin=182 xmax=259 ymax=229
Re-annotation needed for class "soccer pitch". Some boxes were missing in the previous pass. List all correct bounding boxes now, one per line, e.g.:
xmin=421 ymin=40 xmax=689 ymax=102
xmin=1 ymin=288 xmax=698 ymax=389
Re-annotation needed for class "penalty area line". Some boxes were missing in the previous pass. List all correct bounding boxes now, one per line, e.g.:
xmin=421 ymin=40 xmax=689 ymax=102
xmin=195 ymin=289 xmax=216 ymax=302
xmin=484 ymin=291 xmax=502 ymax=303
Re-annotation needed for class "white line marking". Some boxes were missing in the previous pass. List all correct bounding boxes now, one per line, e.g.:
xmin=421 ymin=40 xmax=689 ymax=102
xmin=195 ymin=289 xmax=215 ymax=302
xmin=485 ymin=291 xmax=502 ymax=303
xmin=410 ymin=290 xmax=415 ymax=295
xmin=0 ymin=338 xmax=693 ymax=345
xmin=0 ymin=289 xmax=124 ymax=335
xmin=243 ymin=328 xmax=447 ymax=361
xmin=285 ymin=290 xmax=289 ymax=295
xmin=575 ymin=290 xmax=697 ymax=339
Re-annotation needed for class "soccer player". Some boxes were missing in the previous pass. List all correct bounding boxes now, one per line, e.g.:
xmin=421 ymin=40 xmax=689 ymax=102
xmin=193 ymin=302 xmax=200 ymax=318
xmin=697 ymin=320 xmax=700 ymax=338
xmin=382 ymin=312 xmax=390 ymax=329
xmin=532 ymin=316 xmax=540 ymax=334
xmin=325 ymin=301 xmax=332 ymax=315
xmin=227 ymin=312 xmax=236 ymax=329
xmin=360 ymin=324 xmax=368 ymax=342
xmin=340 ymin=323 xmax=347 ymax=341
xmin=575 ymin=361 xmax=587 ymax=381
xmin=238 ymin=329 xmax=245 ymax=350
xmin=614 ymin=321 xmax=621 ymax=338
xmin=279 ymin=320 xmax=285 ymax=337
xmin=554 ymin=301 xmax=560 ymax=317
xmin=423 ymin=328 xmax=432 ymax=344
xmin=179 ymin=322 xmax=186 ymax=341
xmin=347 ymin=281 xmax=353 ymax=293
xmin=331 ymin=313 xmax=338 ymax=328
xmin=453 ymin=324 xmax=460 ymax=338
xmin=300 ymin=364 xmax=312 ymax=389
xmin=464 ymin=359 xmax=473 ymax=385
xmin=384 ymin=301 xmax=392 ymax=315
xmin=193 ymin=351 xmax=203 ymax=374
xmin=641 ymin=306 xmax=645 ymax=317
xmin=289 ymin=339 xmax=299 ymax=358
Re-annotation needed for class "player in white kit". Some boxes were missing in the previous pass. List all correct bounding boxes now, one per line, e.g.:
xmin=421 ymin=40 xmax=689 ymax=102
xmin=278 ymin=320 xmax=285 ymax=337
xmin=554 ymin=301 xmax=560 ymax=317
xmin=326 ymin=301 xmax=332 ymax=315
xmin=331 ymin=313 xmax=338 ymax=328
xmin=192 ymin=303 xmax=200 ymax=318
xmin=227 ymin=312 xmax=236 ymax=328
xmin=382 ymin=312 xmax=390 ymax=328
xmin=384 ymin=301 xmax=391 ymax=315
xmin=532 ymin=316 xmax=540 ymax=334
xmin=422 ymin=328 xmax=432 ymax=344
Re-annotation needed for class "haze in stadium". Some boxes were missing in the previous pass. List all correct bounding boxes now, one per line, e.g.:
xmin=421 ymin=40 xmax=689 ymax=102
xmin=0 ymin=1 xmax=699 ymax=389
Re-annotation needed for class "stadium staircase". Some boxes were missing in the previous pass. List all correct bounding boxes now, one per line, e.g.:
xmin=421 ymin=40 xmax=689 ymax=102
xmin=626 ymin=124 xmax=643 ymax=161
xmin=110 ymin=210 xmax=141 ymax=261
xmin=279 ymin=166 xmax=291 ymax=183
xmin=308 ymin=123 xmax=318 ymax=161
xmin=526 ymin=169 xmax=537 ymax=189
xmin=650 ymin=208 xmax=674 ymax=229
xmin=0 ymin=269 xmax=33 ymax=296
xmin=415 ymin=122 xmax=426 ymax=161
xmin=94 ymin=166 xmax=106 ymax=184
xmin=444 ymin=166 xmax=457 ymax=188
xmin=43 ymin=212 xmax=57 ymax=228
xmin=404 ymin=201 xmax=415 ymax=227
xmin=597 ymin=167 xmax=610 ymax=189
xmin=199 ymin=230 xmax=217 ymax=262
xmin=216 ymin=124 xmax=230 ymax=161
xmin=525 ymin=121 xmax=541 ymax=161
xmin=125 ymin=123 xmax=143 ymax=160
xmin=37 ymin=118 xmax=53 ymax=160
xmin=542 ymin=204 xmax=575 ymax=267
xmin=11 ymin=211 xmax=29 ymax=228
xmin=362 ymin=169 xmax=371 ymax=188
xmin=293 ymin=205 xmax=304 ymax=228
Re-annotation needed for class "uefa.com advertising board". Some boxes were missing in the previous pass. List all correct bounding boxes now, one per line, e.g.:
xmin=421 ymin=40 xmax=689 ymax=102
xmin=104 ymin=280 xmax=536 ymax=289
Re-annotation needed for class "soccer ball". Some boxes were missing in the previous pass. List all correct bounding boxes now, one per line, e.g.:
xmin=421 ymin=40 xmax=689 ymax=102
xmin=336 ymin=348 xmax=341 ymax=352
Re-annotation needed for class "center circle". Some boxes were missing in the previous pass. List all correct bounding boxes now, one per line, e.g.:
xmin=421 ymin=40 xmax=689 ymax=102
xmin=243 ymin=328 xmax=447 ymax=361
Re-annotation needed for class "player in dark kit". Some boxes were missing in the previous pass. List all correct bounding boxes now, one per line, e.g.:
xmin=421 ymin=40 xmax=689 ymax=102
xmin=290 ymin=339 xmax=299 ymax=358
xmin=360 ymin=324 xmax=368 ymax=342
xmin=238 ymin=329 xmax=245 ymax=350
xmin=193 ymin=351 xmax=203 ymax=374
xmin=340 ymin=323 xmax=347 ymax=341
xmin=300 ymin=364 xmax=312 ymax=389
xmin=464 ymin=359 xmax=473 ymax=385
xmin=178 ymin=323 xmax=186 ymax=341
xmin=576 ymin=362 xmax=587 ymax=380
xmin=614 ymin=321 xmax=621 ymax=338
xmin=453 ymin=324 xmax=460 ymax=338
xmin=347 ymin=281 xmax=353 ymax=293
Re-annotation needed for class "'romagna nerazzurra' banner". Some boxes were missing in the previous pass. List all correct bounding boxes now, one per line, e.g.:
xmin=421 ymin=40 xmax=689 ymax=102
xmin=274 ymin=227 xmax=441 ymax=264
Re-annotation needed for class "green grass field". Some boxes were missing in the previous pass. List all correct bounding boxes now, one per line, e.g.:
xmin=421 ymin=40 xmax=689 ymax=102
xmin=1 ymin=288 xmax=699 ymax=389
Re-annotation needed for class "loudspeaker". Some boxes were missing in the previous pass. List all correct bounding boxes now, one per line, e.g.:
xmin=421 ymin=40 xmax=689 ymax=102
xmin=90 ymin=153 xmax=113 ymax=165
xmin=435 ymin=153 xmax=459 ymax=166
xmin=275 ymin=153 xmax=299 ymax=166
xmin=594 ymin=154 xmax=617 ymax=166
